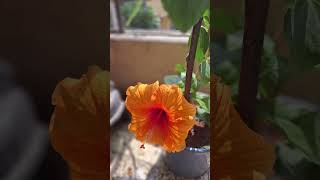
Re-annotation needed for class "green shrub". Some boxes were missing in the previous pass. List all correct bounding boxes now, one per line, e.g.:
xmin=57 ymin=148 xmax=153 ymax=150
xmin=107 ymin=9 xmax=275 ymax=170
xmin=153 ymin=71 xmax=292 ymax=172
xmin=121 ymin=1 xmax=159 ymax=29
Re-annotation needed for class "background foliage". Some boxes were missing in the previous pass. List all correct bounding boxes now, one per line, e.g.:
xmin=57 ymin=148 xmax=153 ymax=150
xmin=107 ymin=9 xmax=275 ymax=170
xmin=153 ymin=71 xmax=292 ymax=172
xmin=213 ymin=0 xmax=320 ymax=179
xmin=121 ymin=0 xmax=159 ymax=29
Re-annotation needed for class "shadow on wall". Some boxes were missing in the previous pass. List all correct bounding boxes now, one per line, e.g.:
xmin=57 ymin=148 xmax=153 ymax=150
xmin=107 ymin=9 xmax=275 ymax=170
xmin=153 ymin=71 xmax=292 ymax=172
xmin=0 ymin=0 xmax=108 ymax=122
xmin=0 ymin=0 xmax=108 ymax=179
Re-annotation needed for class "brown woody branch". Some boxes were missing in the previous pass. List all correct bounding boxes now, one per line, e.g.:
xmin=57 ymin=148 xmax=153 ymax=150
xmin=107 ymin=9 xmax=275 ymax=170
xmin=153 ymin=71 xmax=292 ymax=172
xmin=238 ymin=0 xmax=270 ymax=129
xmin=184 ymin=18 xmax=203 ymax=102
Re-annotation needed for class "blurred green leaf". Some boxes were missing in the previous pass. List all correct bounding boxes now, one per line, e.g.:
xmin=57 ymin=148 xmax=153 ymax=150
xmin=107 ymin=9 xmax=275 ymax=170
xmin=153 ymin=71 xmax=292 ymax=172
xmin=212 ymin=8 xmax=237 ymax=33
xmin=263 ymin=35 xmax=276 ymax=56
xmin=121 ymin=1 xmax=159 ymax=29
xmin=284 ymin=0 xmax=320 ymax=73
xmin=273 ymin=103 xmax=320 ymax=165
xmin=175 ymin=64 xmax=185 ymax=73
xmin=195 ymin=93 xmax=210 ymax=126
xmin=197 ymin=107 xmax=210 ymax=126
xmin=277 ymin=142 xmax=306 ymax=170
xmin=175 ymin=72 xmax=199 ymax=99
xmin=164 ymin=75 xmax=181 ymax=84
xmin=199 ymin=60 xmax=210 ymax=83
xmin=292 ymin=112 xmax=319 ymax=152
xmin=161 ymin=0 xmax=209 ymax=32
xmin=196 ymin=27 xmax=209 ymax=63
xmin=203 ymin=9 xmax=210 ymax=18
xmin=258 ymin=55 xmax=280 ymax=99
xmin=226 ymin=31 xmax=243 ymax=50
xmin=284 ymin=0 xmax=320 ymax=54
xmin=203 ymin=9 xmax=210 ymax=31
xmin=180 ymin=72 xmax=198 ymax=90
xmin=125 ymin=0 xmax=143 ymax=27
xmin=275 ymin=117 xmax=314 ymax=160
xmin=273 ymin=102 xmax=310 ymax=121
xmin=196 ymin=100 xmax=209 ymax=113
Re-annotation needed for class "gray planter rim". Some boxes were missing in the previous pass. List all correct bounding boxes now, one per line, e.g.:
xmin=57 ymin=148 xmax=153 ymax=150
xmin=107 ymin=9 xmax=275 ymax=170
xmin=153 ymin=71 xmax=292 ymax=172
xmin=185 ymin=146 xmax=210 ymax=153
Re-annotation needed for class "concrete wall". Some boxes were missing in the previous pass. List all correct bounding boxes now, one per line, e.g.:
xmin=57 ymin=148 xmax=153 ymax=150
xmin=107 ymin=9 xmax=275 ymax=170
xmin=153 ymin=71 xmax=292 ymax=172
xmin=110 ymin=33 xmax=189 ymax=93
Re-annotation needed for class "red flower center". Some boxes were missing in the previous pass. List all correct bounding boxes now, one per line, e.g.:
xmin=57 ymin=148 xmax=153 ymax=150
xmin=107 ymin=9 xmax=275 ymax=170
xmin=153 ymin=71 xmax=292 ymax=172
xmin=148 ymin=107 xmax=169 ymax=128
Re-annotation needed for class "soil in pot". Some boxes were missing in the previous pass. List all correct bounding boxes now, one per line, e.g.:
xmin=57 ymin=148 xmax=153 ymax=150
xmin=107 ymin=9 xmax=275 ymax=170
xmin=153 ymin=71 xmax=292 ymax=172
xmin=165 ymin=120 xmax=210 ymax=178
xmin=186 ymin=120 xmax=210 ymax=148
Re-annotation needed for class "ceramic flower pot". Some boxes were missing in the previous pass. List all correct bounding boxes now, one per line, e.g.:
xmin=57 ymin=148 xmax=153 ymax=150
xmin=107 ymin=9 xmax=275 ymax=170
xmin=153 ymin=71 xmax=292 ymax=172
xmin=110 ymin=81 xmax=125 ymax=126
xmin=165 ymin=147 xmax=210 ymax=178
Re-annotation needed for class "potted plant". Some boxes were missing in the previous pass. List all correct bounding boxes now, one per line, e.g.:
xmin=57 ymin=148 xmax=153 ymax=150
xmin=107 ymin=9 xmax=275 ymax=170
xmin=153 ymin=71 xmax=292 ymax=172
xmin=159 ymin=1 xmax=211 ymax=177
xmin=162 ymin=19 xmax=210 ymax=179
xmin=124 ymin=0 xmax=211 ymax=177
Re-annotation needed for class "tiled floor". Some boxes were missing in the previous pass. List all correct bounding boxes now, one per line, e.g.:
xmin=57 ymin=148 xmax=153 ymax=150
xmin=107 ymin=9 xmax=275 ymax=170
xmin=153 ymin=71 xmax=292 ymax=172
xmin=110 ymin=118 xmax=210 ymax=180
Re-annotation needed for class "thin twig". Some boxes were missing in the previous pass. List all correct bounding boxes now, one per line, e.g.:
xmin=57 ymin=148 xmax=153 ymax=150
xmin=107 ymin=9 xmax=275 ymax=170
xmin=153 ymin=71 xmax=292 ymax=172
xmin=184 ymin=18 xmax=203 ymax=102
xmin=114 ymin=0 xmax=124 ymax=33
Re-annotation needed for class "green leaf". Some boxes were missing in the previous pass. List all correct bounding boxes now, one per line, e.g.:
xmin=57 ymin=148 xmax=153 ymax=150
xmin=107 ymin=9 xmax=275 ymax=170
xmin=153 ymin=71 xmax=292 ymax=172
xmin=196 ymin=26 xmax=209 ymax=62
xmin=203 ymin=9 xmax=210 ymax=18
xmin=214 ymin=59 xmax=239 ymax=86
xmin=195 ymin=93 xmax=210 ymax=126
xmin=121 ymin=1 xmax=159 ymax=29
xmin=284 ymin=0 xmax=320 ymax=55
xmin=315 ymin=64 xmax=320 ymax=69
xmin=292 ymin=112 xmax=319 ymax=147
xmin=125 ymin=0 xmax=143 ymax=27
xmin=164 ymin=75 xmax=181 ymax=84
xmin=196 ymin=107 xmax=210 ymax=126
xmin=180 ymin=72 xmax=198 ymax=89
xmin=273 ymin=102 xmax=310 ymax=122
xmin=275 ymin=118 xmax=314 ymax=158
xmin=199 ymin=60 xmax=210 ymax=83
xmin=161 ymin=0 xmax=209 ymax=32
xmin=263 ymin=35 xmax=276 ymax=56
xmin=196 ymin=98 xmax=209 ymax=112
xmin=283 ymin=0 xmax=320 ymax=74
xmin=258 ymin=55 xmax=280 ymax=99
xmin=277 ymin=142 xmax=306 ymax=169
xmin=175 ymin=64 xmax=185 ymax=73
xmin=212 ymin=8 xmax=237 ymax=33
xmin=226 ymin=31 xmax=243 ymax=50
xmin=203 ymin=9 xmax=210 ymax=31
xmin=177 ymin=72 xmax=199 ymax=97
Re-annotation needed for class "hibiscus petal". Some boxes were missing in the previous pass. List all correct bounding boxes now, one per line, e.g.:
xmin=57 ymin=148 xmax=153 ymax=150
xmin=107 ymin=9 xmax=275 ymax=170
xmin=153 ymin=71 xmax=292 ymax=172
xmin=212 ymin=78 xmax=275 ymax=180
xmin=126 ymin=81 xmax=159 ymax=115
xmin=126 ymin=82 xmax=196 ymax=152
xmin=49 ymin=66 xmax=108 ymax=180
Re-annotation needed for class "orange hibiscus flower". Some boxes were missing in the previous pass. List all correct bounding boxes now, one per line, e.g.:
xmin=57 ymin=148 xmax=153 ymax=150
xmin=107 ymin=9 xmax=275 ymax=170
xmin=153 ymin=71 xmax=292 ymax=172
xmin=49 ymin=66 xmax=108 ymax=180
xmin=126 ymin=81 xmax=196 ymax=152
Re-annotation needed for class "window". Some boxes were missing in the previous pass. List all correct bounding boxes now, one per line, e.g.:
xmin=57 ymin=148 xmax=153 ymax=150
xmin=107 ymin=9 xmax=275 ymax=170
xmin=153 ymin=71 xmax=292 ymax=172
xmin=110 ymin=0 xmax=190 ymax=36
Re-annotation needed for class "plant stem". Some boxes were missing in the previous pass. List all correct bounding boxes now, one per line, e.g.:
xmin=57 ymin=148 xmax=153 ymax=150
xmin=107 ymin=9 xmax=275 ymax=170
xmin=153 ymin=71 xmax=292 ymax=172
xmin=184 ymin=18 xmax=203 ymax=102
xmin=238 ymin=0 xmax=270 ymax=129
